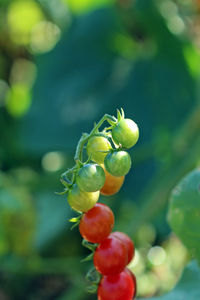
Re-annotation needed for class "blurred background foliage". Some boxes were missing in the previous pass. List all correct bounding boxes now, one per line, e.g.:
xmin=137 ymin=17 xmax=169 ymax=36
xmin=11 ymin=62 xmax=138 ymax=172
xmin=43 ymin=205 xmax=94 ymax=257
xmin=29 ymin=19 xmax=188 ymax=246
xmin=0 ymin=0 xmax=200 ymax=299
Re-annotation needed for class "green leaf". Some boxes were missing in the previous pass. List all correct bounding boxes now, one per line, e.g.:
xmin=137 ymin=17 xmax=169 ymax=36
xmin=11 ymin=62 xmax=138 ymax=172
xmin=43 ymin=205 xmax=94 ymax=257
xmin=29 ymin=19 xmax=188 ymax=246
xmin=168 ymin=168 xmax=200 ymax=262
xmin=86 ymin=284 xmax=98 ymax=294
xmin=140 ymin=261 xmax=200 ymax=300
xmin=120 ymin=107 xmax=125 ymax=119
xmin=80 ymin=252 xmax=94 ymax=263
xmin=69 ymin=217 xmax=80 ymax=223
xmin=117 ymin=108 xmax=122 ymax=121
xmin=55 ymin=189 xmax=68 ymax=195
xmin=82 ymin=239 xmax=98 ymax=251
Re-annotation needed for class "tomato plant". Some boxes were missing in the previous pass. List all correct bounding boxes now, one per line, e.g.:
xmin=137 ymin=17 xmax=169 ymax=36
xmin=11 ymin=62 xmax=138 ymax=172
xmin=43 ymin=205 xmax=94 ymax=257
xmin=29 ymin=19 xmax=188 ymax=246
xmin=100 ymin=164 xmax=124 ymax=195
xmin=67 ymin=184 xmax=99 ymax=212
xmin=112 ymin=118 xmax=139 ymax=149
xmin=79 ymin=203 xmax=114 ymax=243
xmin=97 ymin=269 xmax=135 ymax=300
xmin=104 ymin=150 xmax=131 ymax=177
xmin=87 ymin=136 xmax=111 ymax=164
xmin=111 ymin=231 xmax=134 ymax=264
xmin=58 ymin=109 xmax=138 ymax=298
xmin=76 ymin=163 xmax=105 ymax=192
xmin=93 ymin=234 xmax=128 ymax=275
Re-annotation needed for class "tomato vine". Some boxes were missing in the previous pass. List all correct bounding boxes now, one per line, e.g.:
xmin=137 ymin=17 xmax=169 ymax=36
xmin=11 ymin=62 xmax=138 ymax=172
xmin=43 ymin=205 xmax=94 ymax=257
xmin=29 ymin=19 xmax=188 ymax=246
xmin=58 ymin=108 xmax=139 ymax=299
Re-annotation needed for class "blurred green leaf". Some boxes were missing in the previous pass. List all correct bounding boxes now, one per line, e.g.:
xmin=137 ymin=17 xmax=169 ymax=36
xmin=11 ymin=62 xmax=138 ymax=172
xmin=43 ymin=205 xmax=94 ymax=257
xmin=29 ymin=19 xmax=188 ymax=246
xmin=140 ymin=260 xmax=200 ymax=300
xmin=65 ymin=0 xmax=114 ymax=15
xmin=0 ymin=174 xmax=35 ymax=256
xmin=168 ymin=168 xmax=200 ymax=262
xmin=34 ymin=191 xmax=71 ymax=250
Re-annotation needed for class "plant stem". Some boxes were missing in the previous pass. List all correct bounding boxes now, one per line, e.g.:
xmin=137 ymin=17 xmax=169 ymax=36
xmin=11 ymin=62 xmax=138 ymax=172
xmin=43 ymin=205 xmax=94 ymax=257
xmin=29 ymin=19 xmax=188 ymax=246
xmin=74 ymin=114 xmax=116 ymax=163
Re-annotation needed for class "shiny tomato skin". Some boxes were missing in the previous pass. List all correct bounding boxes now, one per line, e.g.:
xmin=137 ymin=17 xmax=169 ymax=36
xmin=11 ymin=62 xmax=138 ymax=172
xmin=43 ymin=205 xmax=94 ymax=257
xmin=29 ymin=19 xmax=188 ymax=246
xmin=93 ymin=234 xmax=128 ymax=275
xmin=112 ymin=118 xmax=139 ymax=149
xmin=111 ymin=231 xmax=135 ymax=264
xmin=104 ymin=151 xmax=131 ymax=177
xmin=125 ymin=268 xmax=137 ymax=299
xmin=79 ymin=203 xmax=114 ymax=243
xmin=76 ymin=163 xmax=105 ymax=192
xmin=67 ymin=184 xmax=99 ymax=212
xmin=97 ymin=270 xmax=135 ymax=300
xmin=87 ymin=136 xmax=111 ymax=164
xmin=100 ymin=165 xmax=124 ymax=196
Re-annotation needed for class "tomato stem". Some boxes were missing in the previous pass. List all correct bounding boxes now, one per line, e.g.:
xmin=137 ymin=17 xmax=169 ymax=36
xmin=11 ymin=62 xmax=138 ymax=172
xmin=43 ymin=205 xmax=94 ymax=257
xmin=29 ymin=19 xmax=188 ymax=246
xmin=74 ymin=114 xmax=116 ymax=163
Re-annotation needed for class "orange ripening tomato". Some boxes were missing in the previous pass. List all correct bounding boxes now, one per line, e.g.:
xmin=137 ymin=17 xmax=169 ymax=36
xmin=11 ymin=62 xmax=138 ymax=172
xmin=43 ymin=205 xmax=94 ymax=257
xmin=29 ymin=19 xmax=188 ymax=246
xmin=100 ymin=165 xmax=124 ymax=196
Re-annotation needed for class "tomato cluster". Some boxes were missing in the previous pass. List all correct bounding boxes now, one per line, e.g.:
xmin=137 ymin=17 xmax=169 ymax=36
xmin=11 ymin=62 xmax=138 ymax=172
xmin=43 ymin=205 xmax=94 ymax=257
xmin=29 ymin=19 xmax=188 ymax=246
xmin=59 ymin=109 xmax=139 ymax=299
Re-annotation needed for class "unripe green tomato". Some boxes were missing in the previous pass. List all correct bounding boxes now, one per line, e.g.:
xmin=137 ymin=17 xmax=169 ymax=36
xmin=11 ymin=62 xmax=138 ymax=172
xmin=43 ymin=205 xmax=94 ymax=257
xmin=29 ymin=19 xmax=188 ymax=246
xmin=104 ymin=151 xmax=131 ymax=177
xmin=112 ymin=119 xmax=139 ymax=149
xmin=76 ymin=163 xmax=105 ymax=192
xmin=86 ymin=136 xmax=111 ymax=164
xmin=67 ymin=184 xmax=99 ymax=212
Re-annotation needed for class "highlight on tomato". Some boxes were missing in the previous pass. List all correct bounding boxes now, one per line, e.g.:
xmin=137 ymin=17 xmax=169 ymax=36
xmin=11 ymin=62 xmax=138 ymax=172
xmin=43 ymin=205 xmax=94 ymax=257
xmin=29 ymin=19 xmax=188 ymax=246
xmin=104 ymin=151 xmax=131 ymax=177
xmin=111 ymin=231 xmax=135 ymax=264
xmin=97 ymin=269 xmax=135 ymax=300
xmin=79 ymin=203 xmax=114 ymax=244
xmin=87 ymin=136 xmax=111 ymax=164
xmin=100 ymin=164 xmax=124 ymax=196
xmin=67 ymin=184 xmax=99 ymax=212
xmin=112 ymin=118 xmax=139 ymax=149
xmin=125 ymin=268 xmax=137 ymax=299
xmin=76 ymin=163 xmax=105 ymax=192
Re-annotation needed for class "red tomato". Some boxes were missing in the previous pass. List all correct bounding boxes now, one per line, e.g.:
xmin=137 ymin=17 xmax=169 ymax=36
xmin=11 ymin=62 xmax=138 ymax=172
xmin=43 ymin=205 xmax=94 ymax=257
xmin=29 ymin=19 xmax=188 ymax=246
xmin=98 ymin=269 xmax=135 ymax=300
xmin=100 ymin=165 xmax=124 ymax=196
xmin=79 ymin=203 xmax=114 ymax=244
xmin=93 ymin=235 xmax=128 ymax=275
xmin=111 ymin=232 xmax=135 ymax=264
xmin=125 ymin=268 xmax=137 ymax=299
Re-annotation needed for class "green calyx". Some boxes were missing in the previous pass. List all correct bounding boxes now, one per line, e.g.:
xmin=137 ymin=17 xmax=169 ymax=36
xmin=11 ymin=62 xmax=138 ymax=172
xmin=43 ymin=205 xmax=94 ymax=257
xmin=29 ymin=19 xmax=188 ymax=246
xmin=81 ymin=239 xmax=98 ymax=263
xmin=69 ymin=213 xmax=82 ymax=230
xmin=86 ymin=267 xmax=101 ymax=293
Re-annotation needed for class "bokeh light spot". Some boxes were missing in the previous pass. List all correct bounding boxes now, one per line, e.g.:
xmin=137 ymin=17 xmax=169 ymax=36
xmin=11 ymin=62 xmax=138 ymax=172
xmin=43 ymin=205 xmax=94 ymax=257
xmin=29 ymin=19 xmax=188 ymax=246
xmin=148 ymin=246 xmax=166 ymax=266
xmin=42 ymin=152 xmax=66 ymax=172
xmin=6 ymin=84 xmax=31 ymax=117
xmin=10 ymin=59 xmax=37 ymax=87
xmin=7 ymin=0 xmax=44 ymax=45
xmin=30 ymin=21 xmax=61 ymax=53
xmin=66 ymin=0 xmax=114 ymax=14
xmin=167 ymin=16 xmax=185 ymax=35
xmin=128 ymin=249 xmax=140 ymax=268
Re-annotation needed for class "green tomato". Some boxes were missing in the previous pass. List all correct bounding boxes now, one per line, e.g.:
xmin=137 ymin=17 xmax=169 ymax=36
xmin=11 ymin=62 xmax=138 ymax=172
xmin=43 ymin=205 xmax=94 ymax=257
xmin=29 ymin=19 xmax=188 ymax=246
xmin=76 ymin=163 xmax=105 ymax=192
xmin=67 ymin=184 xmax=99 ymax=212
xmin=87 ymin=136 xmax=111 ymax=164
xmin=112 ymin=119 xmax=139 ymax=149
xmin=104 ymin=151 xmax=131 ymax=177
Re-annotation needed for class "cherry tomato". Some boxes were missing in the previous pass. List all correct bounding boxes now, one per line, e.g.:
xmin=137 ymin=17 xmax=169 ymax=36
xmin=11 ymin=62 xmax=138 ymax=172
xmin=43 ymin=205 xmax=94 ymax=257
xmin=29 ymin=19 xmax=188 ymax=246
xmin=76 ymin=163 xmax=105 ymax=192
xmin=97 ymin=269 xmax=135 ymax=300
xmin=125 ymin=268 xmax=137 ymax=299
xmin=79 ymin=203 xmax=114 ymax=243
xmin=111 ymin=232 xmax=134 ymax=264
xmin=104 ymin=151 xmax=131 ymax=177
xmin=112 ymin=118 xmax=139 ymax=149
xmin=100 ymin=165 xmax=124 ymax=195
xmin=87 ymin=136 xmax=111 ymax=164
xmin=93 ymin=234 xmax=128 ymax=275
xmin=67 ymin=184 xmax=99 ymax=212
